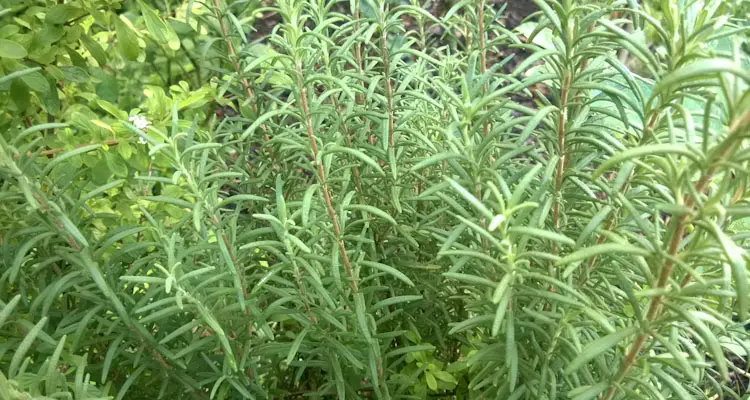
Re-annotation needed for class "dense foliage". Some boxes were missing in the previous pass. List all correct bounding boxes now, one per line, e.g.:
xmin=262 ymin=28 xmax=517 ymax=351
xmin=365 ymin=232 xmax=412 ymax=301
xmin=1 ymin=0 xmax=749 ymax=398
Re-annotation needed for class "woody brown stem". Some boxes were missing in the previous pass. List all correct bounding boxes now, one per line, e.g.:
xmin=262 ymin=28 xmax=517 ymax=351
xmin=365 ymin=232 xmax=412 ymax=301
xmin=600 ymin=109 xmax=750 ymax=400
xmin=211 ymin=0 xmax=254 ymax=102
xmin=552 ymin=71 xmax=572 ymax=238
xmin=210 ymin=0 xmax=274 ymax=146
xmin=296 ymin=63 xmax=359 ymax=295
xmin=353 ymin=3 xmax=364 ymax=101
xmin=379 ymin=24 xmax=395 ymax=150
xmin=348 ymin=1 xmax=365 ymax=193
xmin=478 ymin=0 xmax=489 ymax=137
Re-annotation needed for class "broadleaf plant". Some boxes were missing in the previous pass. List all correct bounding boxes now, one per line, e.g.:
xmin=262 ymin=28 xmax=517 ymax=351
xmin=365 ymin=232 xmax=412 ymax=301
xmin=1 ymin=0 xmax=749 ymax=399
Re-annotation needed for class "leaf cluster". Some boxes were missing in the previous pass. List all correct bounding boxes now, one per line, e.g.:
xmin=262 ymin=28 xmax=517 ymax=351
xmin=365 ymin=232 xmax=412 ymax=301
xmin=1 ymin=0 xmax=749 ymax=399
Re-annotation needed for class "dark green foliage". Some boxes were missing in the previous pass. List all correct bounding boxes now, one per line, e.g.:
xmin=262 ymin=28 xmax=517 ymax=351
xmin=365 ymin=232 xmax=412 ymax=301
xmin=1 ymin=0 xmax=749 ymax=399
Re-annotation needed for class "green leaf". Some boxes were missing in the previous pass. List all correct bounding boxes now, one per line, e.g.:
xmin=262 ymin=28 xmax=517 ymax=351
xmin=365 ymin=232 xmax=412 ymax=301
xmin=556 ymin=243 xmax=650 ymax=265
xmin=385 ymin=344 xmax=435 ymax=358
xmin=20 ymin=71 xmax=49 ymax=94
xmin=9 ymin=317 xmax=47 ymax=378
xmin=192 ymin=298 xmax=237 ymax=371
xmin=360 ymin=260 xmax=414 ymax=287
xmin=285 ymin=327 xmax=310 ymax=366
xmin=192 ymin=203 xmax=202 ymax=233
xmin=447 ymin=178 xmax=493 ymax=219
xmin=425 ymin=371 xmax=438 ymax=391
xmin=10 ymin=79 xmax=29 ymax=110
xmin=576 ymin=205 xmax=613 ymax=246
xmin=704 ymin=220 xmax=748 ymax=320
xmin=101 ymin=333 xmax=124 ymax=384
xmin=45 ymin=5 xmax=86 ymax=24
xmin=491 ymin=292 xmax=511 ymax=337
xmin=0 ymin=67 xmax=42 ymax=86
xmin=449 ymin=315 xmax=494 ymax=334
xmin=323 ymin=145 xmax=385 ymax=176
xmin=91 ymin=157 xmax=113 ymax=185
xmin=564 ymin=326 xmax=638 ymax=375
xmin=115 ymin=16 xmax=141 ymax=61
xmin=97 ymin=99 xmax=128 ymax=120
xmin=651 ymin=368 xmax=692 ymax=400
xmin=345 ymin=204 xmax=397 ymax=225
xmin=46 ymin=335 xmax=67 ymax=394
xmin=143 ymin=196 xmax=193 ymax=209
xmin=372 ymin=295 xmax=423 ymax=310
xmin=354 ymin=293 xmax=371 ymax=341
xmin=96 ymin=75 xmax=119 ymax=103
xmin=0 ymin=39 xmax=27 ymax=59
xmin=509 ymin=164 xmax=543 ymax=208
xmin=302 ymin=184 xmax=318 ymax=227
xmin=443 ymin=272 xmax=496 ymax=287
xmin=332 ymin=354 xmax=346 ymax=400
xmin=651 ymin=59 xmax=750 ymax=103
xmin=410 ymin=152 xmax=464 ymax=172
xmin=593 ymin=144 xmax=703 ymax=179
xmin=139 ymin=0 xmax=180 ymax=51
xmin=36 ymin=24 xmax=64 ymax=47
xmin=80 ymin=34 xmax=107 ymax=66
xmin=287 ymin=234 xmax=311 ymax=254
xmin=492 ymin=273 xmax=513 ymax=304
xmin=11 ymin=232 xmax=56 ymax=283
xmin=567 ymin=382 xmax=608 ymax=400
xmin=672 ymin=308 xmax=728 ymax=381
xmin=432 ymin=370 xmax=456 ymax=383
xmin=532 ymin=0 xmax=562 ymax=34
xmin=218 ymin=194 xmax=267 ymax=208
xmin=651 ymin=333 xmax=697 ymax=383
xmin=508 ymin=227 xmax=575 ymax=247
xmin=240 ymin=107 xmax=292 ymax=141
xmin=115 ymin=364 xmax=147 ymax=400
xmin=0 ymin=295 xmax=21 ymax=328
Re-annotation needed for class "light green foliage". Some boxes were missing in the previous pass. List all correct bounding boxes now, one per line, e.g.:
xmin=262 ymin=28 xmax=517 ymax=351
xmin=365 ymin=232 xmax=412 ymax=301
xmin=1 ymin=0 xmax=749 ymax=399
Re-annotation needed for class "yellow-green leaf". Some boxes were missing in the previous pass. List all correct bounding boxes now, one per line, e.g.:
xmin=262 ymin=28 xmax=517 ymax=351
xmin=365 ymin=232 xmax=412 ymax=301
xmin=557 ymin=243 xmax=650 ymax=265
xmin=139 ymin=0 xmax=180 ymax=51
xmin=115 ymin=16 xmax=140 ymax=61
xmin=0 ymin=39 xmax=27 ymax=59
xmin=564 ymin=326 xmax=638 ymax=375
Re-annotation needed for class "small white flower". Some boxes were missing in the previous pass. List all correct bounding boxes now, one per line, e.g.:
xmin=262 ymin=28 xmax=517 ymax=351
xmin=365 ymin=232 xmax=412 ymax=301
xmin=128 ymin=114 xmax=151 ymax=131
xmin=138 ymin=136 xmax=148 ymax=145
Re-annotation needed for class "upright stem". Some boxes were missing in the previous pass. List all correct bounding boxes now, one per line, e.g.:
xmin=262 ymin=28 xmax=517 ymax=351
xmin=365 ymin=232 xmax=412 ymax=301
xmin=292 ymin=259 xmax=317 ymax=324
xmin=581 ymin=111 xmax=659 ymax=279
xmin=353 ymin=3 xmax=365 ymax=103
xmin=333 ymin=98 xmax=362 ymax=194
xmin=379 ymin=23 xmax=395 ymax=149
xmin=552 ymin=71 xmax=572 ymax=234
xmin=211 ymin=0 xmax=255 ymax=102
xmin=548 ymin=70 xmax=571 ymax=301
xmin=296 ymin=63 xmax=360 ymax=295
xmin=211 ymin=0 xmax=273 ymax=145
xmin=477 ymin=0 xmax=489 ymax=136
xmin=351 ymin=1 xmax=375 ymax=147
xmin=475 ymin=182 xmax=488 ymax=249
xmin=600 ymin=109 xmax=750 ymax=400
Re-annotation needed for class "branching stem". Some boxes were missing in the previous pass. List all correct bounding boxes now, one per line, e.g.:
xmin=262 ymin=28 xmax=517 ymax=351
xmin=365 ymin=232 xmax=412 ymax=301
xmin=552 ymin=70 xmax=572 ymax=236
xmin=379 ymin=21 xmax=395 ymax=149
xmin=478 ymin=0 xmax=489 ymax=137
xmin=601 ymin=109 xmax=750 ymax=400
xmin=295 ymin=63 xmax=360 ymax=295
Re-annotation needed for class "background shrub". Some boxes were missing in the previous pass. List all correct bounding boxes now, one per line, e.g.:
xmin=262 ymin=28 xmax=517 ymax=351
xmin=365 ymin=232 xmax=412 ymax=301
xmin=1 ymin=0 xmax=749 ymax=399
